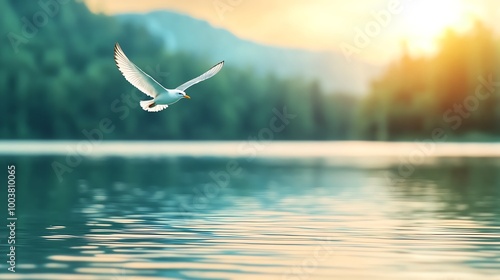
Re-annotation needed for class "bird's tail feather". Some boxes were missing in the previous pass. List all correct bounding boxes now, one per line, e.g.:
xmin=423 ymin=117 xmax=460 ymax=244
xmin=140 ymin=99 xmax=155 ymax=111
xmin=140 ymin=99 xmax=168 ymax=112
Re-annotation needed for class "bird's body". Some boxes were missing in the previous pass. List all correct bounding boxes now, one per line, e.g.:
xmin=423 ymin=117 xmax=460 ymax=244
xmin=114 ymin=43 xmax=224 ymax=112
xmin=139 ymin=89 xmax=186 ymax=112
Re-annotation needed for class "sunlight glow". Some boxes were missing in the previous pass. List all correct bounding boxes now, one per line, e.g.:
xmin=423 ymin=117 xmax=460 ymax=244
xmin=401 ymin=0 xmax=468 ymax=54
xmin=83 ymin=0 xmax=489 ymax=63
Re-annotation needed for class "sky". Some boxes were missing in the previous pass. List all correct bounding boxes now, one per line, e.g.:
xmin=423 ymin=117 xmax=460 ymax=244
xmin=84 ymin=0 xmax=499 ymax=64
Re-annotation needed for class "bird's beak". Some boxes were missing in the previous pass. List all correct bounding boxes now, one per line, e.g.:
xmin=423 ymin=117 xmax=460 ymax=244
xmin=184 ymin=95 xmax=191 ymax=99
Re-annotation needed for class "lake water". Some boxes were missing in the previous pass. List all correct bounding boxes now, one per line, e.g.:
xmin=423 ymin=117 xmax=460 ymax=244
xmin=0 ymin=141 xmax=499 ymax=280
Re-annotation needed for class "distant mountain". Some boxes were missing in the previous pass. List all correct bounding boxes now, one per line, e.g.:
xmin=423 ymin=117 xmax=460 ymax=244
xmin=117 ymin=11 xmax=381 ymax=94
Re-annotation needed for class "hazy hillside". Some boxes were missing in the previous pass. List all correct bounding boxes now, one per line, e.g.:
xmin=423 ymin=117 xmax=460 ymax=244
xmin=1 ymin=0 xmax=357 ymax=140
xmin=117 ymin=11 xmax=381 ymax=94
xmin=2 ymin=1 xmax=498 ymax=141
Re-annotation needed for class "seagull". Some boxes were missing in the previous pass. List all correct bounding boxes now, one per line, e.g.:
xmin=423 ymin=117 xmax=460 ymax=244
xmin=114 ymin=43 xmax=224 ymax=112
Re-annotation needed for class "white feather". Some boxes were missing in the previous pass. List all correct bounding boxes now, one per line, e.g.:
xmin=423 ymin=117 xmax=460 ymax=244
xmin=176 ymin=61 xmax=224 ymax=91
xmin=140 ymin=100 xmax=169 ymax=112
xmin=114 ymin=43 xmax=166 ymax=98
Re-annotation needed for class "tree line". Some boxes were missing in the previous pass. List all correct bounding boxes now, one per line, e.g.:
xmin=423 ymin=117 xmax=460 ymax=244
xmin=357 ymin=22 xmax=500 ymax=141
xmin=1 ymin=1 xmax=498 ymax=141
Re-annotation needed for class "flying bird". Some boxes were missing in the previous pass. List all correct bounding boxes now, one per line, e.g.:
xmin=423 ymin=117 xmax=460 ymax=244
xmin=114 ymin=43 xmax=224 ymax=112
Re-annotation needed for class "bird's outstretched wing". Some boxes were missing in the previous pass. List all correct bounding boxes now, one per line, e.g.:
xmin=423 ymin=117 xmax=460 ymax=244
xmin=176 ymin=61 xmax=224 ymax=92
xmin=114 ymin=43 xmax=166 ymax=98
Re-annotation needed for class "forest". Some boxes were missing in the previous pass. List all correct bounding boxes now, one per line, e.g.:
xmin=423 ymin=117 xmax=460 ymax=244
xmin=1 ymin=0 xmax=499 ymax=141
xmin=359 ymin=22 xmax=500 ymax=141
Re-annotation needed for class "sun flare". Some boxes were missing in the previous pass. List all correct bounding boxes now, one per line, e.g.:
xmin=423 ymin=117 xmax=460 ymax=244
xmin=401 ymin=0 xmax=468 ymax=54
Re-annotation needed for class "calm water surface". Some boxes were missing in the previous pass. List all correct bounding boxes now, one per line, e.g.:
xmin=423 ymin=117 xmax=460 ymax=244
xmin=0 ymin=142 xmax=499 ymax=280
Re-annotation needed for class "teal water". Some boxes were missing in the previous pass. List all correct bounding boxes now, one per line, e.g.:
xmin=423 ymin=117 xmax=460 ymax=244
xmin=0 ymin=142 xmax=499 ymax=280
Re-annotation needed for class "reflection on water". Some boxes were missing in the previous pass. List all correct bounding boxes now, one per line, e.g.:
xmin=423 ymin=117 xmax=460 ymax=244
xmin=0 ymin=143 xmax=499 ymax=280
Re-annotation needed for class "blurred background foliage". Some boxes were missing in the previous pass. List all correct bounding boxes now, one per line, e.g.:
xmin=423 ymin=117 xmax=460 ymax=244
xmin=1 ymin=1 xmax=499 ymax=141
xmin=359 ymin=22 xmax=500 ymax=141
